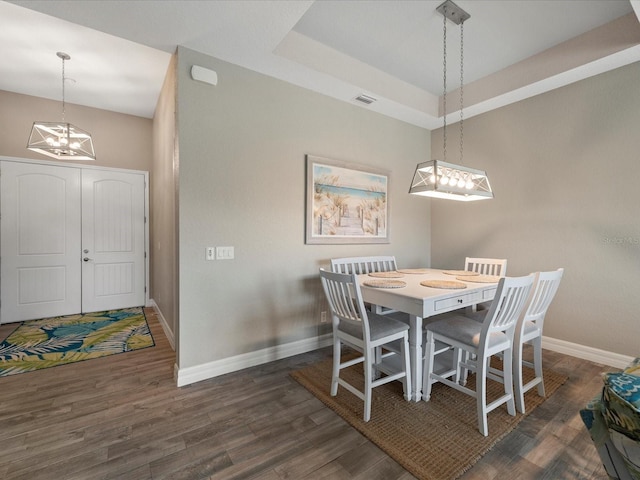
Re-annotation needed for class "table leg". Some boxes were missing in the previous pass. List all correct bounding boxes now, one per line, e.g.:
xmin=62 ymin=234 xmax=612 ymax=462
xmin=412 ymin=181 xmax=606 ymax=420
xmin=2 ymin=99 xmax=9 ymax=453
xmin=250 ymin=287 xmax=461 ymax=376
xmin=409 ymin=314 xmax=423 ymax=401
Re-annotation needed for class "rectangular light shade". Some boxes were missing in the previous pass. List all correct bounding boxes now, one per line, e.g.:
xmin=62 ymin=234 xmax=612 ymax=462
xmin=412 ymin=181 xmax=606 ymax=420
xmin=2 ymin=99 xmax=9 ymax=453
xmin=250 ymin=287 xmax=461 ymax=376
xmin=409 ymin=160 xmax=493 ymax=201
xmin=27 ymin=122 xmax=95 ymax=161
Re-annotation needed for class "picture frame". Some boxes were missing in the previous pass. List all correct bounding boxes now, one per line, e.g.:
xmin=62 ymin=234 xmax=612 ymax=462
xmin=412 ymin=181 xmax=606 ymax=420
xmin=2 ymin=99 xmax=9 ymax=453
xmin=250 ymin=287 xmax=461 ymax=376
xmin=305 ymin=155 xmax=390 ymax=244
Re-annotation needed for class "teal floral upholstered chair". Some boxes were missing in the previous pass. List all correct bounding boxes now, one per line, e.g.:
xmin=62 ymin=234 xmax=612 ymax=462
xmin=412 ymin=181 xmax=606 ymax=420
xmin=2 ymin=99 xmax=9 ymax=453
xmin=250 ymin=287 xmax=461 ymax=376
xmin=581 ymin=357 xmax=640 ymax=480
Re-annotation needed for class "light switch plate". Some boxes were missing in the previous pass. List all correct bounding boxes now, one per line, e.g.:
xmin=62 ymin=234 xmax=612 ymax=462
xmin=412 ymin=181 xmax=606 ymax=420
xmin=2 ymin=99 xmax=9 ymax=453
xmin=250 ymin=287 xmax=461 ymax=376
xmin=216 ymin=246 xmax=234 ymax=260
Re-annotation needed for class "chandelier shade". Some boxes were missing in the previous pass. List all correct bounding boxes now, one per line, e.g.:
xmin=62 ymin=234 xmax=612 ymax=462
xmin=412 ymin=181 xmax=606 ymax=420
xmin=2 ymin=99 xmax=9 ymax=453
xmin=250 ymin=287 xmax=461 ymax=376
xmin=27 ymin=51 xmax=95 ymax=161
xmin=409 ymin=160 xmax=493 ymax=201
xmin=409 ymin=0 xmax=491 ymax=201
xmin=27 ymin=122 xmax=95 ymax=161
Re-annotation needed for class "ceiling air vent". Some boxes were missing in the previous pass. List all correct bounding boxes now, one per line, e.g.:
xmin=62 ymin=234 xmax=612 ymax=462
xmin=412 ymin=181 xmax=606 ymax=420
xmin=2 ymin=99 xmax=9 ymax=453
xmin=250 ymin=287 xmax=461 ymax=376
xmin=354 ymin=94 xmax=377 ymax=105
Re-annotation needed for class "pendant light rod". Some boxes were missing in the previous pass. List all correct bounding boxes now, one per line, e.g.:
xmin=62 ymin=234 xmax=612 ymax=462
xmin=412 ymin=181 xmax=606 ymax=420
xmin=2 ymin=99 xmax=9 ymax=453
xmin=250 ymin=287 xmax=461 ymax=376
xmin=58 ymin=51 xmax=70 ymax=123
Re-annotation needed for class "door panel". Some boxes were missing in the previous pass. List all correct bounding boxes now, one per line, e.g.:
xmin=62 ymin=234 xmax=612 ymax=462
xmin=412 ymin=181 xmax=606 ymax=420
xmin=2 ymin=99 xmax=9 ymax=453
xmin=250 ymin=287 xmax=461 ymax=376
xmin=1 ymin=161 xmax=81 ymax=322
xmin=81 ymin=169 xmax=145 ymax=312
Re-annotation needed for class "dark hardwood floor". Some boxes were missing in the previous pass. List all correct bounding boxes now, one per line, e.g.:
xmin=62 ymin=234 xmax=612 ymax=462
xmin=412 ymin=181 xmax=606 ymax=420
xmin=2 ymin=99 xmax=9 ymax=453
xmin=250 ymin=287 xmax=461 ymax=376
xmin=0 ymin=308 xmax=610 ymax=479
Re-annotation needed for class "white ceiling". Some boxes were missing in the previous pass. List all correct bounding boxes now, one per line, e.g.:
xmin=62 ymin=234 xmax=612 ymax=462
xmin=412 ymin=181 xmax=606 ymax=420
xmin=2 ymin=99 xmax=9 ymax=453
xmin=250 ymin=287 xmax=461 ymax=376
xmin=3 ymin=0 xmax=640 ymax=129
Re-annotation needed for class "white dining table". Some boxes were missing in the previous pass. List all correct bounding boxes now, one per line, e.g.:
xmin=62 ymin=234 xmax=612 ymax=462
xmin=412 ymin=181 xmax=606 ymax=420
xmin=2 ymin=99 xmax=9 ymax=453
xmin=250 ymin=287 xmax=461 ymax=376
xmin=358 ymin=268 xmax=499 ymax=401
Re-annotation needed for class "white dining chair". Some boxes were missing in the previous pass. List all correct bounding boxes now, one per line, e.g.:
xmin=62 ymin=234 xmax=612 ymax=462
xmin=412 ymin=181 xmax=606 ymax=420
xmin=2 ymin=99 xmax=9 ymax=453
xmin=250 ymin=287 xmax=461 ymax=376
xmin=465 ymin=257 xmax=508 ymax=276
xmin=330 ymin=255 xmax=397 ymax=275
xmin=513 ymin=268 xmax=564 ymax=413
xmin=319 ymin=268 xmax=411 ymax=422
xmin=331 ymin=256 xmax=399 ymax=315
xmin=422 ymin=274 xmax=535 ymax=436
xmin=464 ymin=257 xmax=508 ymax=313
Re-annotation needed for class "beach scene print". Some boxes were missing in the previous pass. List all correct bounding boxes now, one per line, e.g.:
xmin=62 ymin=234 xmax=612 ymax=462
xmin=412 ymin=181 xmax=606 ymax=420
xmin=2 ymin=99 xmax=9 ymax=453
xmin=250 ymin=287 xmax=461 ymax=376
xmin=311 ymin=161 xmax=387 ymax=239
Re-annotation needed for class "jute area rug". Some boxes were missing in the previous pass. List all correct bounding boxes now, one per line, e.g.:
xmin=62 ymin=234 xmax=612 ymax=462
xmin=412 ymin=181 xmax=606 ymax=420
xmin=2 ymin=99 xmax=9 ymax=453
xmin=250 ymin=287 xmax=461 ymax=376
xmin=291 ymin=354 xmax=567 ymax=480
xmin=0 ymin=307 xmax=154 ymax=377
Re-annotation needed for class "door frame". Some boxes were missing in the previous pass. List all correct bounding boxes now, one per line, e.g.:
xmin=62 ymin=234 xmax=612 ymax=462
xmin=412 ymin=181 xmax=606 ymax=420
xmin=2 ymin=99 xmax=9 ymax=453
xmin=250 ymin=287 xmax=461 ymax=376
xmin=0 ymin=155 xmax=150 ymax=321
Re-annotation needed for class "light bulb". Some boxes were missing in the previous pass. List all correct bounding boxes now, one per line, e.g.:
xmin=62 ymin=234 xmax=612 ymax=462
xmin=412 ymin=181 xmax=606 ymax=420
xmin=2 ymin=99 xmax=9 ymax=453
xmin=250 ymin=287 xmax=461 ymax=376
xmin=465 ymin=180 xmax=474 ymax=189
xmin=440 ymin=176 xmax=449 ymax=185
xmin=429 ymin=174 xmax=436 ymax=184
xmin=457 ymin=178 xmax=465 ymax=188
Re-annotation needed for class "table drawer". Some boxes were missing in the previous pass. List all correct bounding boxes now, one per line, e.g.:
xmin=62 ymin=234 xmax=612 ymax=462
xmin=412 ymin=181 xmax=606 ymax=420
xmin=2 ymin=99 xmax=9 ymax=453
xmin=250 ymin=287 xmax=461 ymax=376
xmin=434 ymin=291 xmax=483 ymax=311
xmin=483 ymin=287 xmax=497 ymax=300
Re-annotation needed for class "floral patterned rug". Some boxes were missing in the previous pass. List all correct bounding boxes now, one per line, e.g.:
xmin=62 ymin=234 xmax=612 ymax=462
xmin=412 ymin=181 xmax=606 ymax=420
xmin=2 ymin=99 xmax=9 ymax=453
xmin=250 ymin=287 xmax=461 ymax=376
xmin=0 ymin=307 xmax=154 ymax=377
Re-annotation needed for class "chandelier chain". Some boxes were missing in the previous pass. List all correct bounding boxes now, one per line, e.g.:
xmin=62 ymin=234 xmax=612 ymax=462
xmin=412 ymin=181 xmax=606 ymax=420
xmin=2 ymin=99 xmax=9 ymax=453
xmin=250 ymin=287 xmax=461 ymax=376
xmin=459 ymin=20 xmax=464 ymax=165
xmin=442 ymin=5 xmax=447 ymax=162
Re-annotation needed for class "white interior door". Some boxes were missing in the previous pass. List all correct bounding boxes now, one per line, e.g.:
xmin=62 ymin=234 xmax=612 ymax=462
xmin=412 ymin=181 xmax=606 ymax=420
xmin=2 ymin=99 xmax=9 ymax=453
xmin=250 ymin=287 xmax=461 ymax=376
xmin=0 ymin=161 xmax=82 ymax=322
xmin=81 ymin=169 xmax=146 ymax=312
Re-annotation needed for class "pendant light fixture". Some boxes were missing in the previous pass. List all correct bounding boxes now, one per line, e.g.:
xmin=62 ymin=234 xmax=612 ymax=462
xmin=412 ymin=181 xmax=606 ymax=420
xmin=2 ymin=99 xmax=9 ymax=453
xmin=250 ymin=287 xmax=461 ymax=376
xmin=409 ymin=0 xmax=492 ymax=201
xmin=27 ymin=52 xmax=95 ymax=161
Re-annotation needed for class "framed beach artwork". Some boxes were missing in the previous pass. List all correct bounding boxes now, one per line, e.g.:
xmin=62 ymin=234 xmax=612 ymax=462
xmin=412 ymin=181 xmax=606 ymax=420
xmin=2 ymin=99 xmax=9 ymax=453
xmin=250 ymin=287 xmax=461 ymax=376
xmin=305 ymin=155 xmax=390 ymax=244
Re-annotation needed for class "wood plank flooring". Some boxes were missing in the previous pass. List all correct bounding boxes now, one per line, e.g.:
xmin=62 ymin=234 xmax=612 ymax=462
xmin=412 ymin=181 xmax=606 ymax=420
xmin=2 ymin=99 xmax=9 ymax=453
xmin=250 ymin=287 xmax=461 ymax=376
xmin=0 ymin=308 xmax=610 ymax=479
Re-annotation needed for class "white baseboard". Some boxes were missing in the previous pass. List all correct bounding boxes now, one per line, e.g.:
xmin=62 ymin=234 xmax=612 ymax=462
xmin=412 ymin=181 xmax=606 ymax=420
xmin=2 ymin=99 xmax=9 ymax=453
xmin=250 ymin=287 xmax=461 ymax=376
xmin=176 ymin=333 xmax=333 ymax=387
xmin=152 ymin=310 xmax=631 ymax=387
xmin=148 ymin=299 xmax=175 ymax=351
xmin=542 ymin=336 xmax=634 ymax=369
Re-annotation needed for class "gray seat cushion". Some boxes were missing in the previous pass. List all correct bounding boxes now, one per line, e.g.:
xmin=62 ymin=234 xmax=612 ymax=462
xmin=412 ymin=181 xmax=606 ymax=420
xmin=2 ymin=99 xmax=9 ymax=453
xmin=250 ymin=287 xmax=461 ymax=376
xmin=523 ymin=320 xmax=539 ymax=336
xmin=339 ymin=312 xmax=409 ymax=341
xmin=426 ymin=315 xmax=509 ymax=350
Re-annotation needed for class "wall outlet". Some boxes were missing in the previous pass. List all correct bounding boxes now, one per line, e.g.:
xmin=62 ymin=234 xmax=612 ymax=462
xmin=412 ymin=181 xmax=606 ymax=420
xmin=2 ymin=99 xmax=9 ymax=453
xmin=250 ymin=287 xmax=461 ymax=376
xmin=320 ymin=311 xmax=328 ymax=323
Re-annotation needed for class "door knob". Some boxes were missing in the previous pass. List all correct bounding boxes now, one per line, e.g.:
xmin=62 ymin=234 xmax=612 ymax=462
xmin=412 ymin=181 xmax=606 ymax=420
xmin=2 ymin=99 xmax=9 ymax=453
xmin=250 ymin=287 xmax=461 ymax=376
xmin=83 ymin=257 xmax=90 ymax=262
xmin=83 ymin=249 xmax=89 ymax=254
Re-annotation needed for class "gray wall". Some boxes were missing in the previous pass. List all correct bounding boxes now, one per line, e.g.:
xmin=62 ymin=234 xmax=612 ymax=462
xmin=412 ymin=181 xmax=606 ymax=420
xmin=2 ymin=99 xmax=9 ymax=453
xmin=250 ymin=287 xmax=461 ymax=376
xmin=8 ymin=46 xmax=632 ymax=375
xmin=175 ymin=46 xmax=430 ymax=369
xmin=431 ymin=61 xmax=640 ymax=357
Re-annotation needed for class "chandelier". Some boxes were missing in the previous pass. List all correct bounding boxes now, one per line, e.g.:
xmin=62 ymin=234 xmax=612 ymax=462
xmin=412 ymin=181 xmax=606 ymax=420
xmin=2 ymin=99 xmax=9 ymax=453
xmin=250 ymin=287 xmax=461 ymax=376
xmin=409 ymin=0 xmax=492 ymax=201
xmin=27 ymin=52 xmax=95 ymax=161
